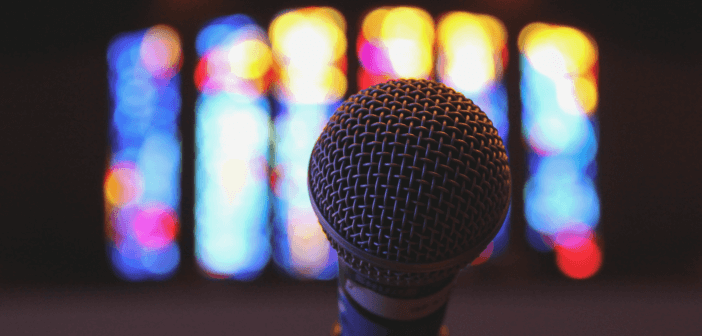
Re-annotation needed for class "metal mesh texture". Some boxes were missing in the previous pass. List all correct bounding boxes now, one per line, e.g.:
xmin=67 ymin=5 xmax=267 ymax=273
xmin=309 ymin=79 xmax=510 ymax=285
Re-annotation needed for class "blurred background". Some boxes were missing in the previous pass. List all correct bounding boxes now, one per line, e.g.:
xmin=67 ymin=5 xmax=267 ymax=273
xmin=1 ymin=0 xmax=701 ymax=334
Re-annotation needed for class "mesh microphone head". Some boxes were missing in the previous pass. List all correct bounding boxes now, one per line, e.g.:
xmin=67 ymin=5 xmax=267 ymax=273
xmin=308 ymin=79 xmax=511 ymax=287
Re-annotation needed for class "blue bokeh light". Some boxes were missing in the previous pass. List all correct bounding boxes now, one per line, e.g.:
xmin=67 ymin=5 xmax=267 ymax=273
xmin=196 ymin=15 xmax=257 ymax=56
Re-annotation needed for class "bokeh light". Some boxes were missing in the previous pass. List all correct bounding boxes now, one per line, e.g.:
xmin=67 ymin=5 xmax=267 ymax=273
xmin=437 ymin=12 xmax=506 ymax=94
xmin=358 ymin=7 xmax=434 ymax=88
xmin=519 ymin=24 xmax=598 ymax=115
xmin=194 ymin=15 xmax=273 ymax=281
xmin=554 ymin=227 xmax=602 ymax=279
xmin=104 ymin=162 xmax=144 ymax=207
xmin=471 ymin=242 xmax=495 ymax=266
xmin=437 ymin=11 xmax=510 ymax=261
xmin=228 ymin=39 xmax=273 ymax=79
xmin=270 ymin=7 xmax=347 ymax=103
xmin=106 ymin=25 xmax=182 ymax=281
xmin=140 ymin=25 xmax=182 ymax=79
xmin=271 ymin=103 xmax=339 ymax=280
xmin=194 ymin=15 xmax=273 ymax=97
xmin=520 ymin=23 xmax=601 ymax=279
xmin=524 ymin=158 xmax=600 ymax=236
xmin=132 ymin=203 xmax=179 ymax=250
xmin=269 ymin=7 xmax=345 ymax=279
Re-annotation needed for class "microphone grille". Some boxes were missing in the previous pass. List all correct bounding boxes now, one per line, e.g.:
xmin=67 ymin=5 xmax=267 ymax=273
xmin=309 ymin=79 xmax=510 ymax=285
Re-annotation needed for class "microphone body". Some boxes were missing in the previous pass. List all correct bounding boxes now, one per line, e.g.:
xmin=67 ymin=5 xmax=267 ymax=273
xmin=308 ymin=79 xmax=511 ymax=335
xmin=336 ymin=262 xmax=451 ymax=335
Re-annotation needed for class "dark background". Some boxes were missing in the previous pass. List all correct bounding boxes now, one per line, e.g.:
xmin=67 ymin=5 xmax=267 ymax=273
xmin=0 ymin=1 xmax=701 ymax=333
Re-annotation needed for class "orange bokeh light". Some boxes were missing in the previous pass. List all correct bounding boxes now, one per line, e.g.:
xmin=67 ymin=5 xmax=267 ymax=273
xmin=104 ymin=162 xmax=144 ymax=207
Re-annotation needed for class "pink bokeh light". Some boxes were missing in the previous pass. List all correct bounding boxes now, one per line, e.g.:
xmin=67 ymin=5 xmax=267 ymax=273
xmin=132 ymin=204 xmax=179 ymax=250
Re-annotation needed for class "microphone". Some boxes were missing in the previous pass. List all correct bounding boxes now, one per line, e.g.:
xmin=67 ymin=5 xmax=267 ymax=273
xmin=308 ymin=78 xmax=511 ymax=335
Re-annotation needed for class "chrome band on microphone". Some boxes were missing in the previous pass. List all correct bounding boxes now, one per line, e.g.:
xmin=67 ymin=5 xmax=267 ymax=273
xmin=338 ymin=260 xmax=456 ymax=320
xmin=337 ymin=261 xmax=452 ymax=335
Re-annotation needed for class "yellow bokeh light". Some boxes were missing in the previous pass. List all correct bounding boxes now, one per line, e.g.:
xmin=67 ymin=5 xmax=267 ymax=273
xmin=480 ymin=15 xmax=507 ymax=51
xmin=574 ymin=75 xmax=598 ymax=114
xmin=270 ymin=7 xmax=347 ymax=103
xmin=318 ymin=7 xmax=347 ymax=33
xmin=362 ymin=7 xmax=390 ymax=41
xmin=438 ymin=12 xmax=507 ymax=92
xmin=380 ymin=7 xmax=434 ymax=43
xmin=520 ymin=23 xmax=598 ymax=115
xmin=553 ymin=26 xmax=597 ymax=71
xmin=527 ymin=44 xmax=570 ymax=78
xmin=518 ymin=22 xmax=551 ymax=53
xmin=228 ymin=39 xmax=272 ymax=79
xmin=438 ymin=12 xmax=505 ymax=54
xmin=386 ymin=39 xmax=433 ymax=78
xmin=520 ymin=23 xmax=597 ymax=77
xmin=377 ymin=7 xmax=434 ymax=78
xmin=140 ymin=24 xmax=181 ymax=77
xmin=270 ymin=8 xmax=346 ymax=66
xmin=279 ymin=65 xmax=347 ymax=103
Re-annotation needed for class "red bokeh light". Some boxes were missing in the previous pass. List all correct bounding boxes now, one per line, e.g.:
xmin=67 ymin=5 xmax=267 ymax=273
xmin=555 ymin=236 xmax=602 ymax=279
xmin=194 ymin=55 xmax=210 ymax=92
xmin=471 ymin=241 xmax=494 ymax=266
xmin=357 ymin=68 xmax=392 ymax=91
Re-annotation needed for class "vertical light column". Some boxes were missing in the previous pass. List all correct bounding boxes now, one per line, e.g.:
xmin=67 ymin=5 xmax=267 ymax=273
xmin=357 ymin=7 xmax=434 ymax=88
xmin=105 ymin=25 xmax=182 ymax=281
xmin=519 ymin=24 xmax=601 ymax=279
xmin=436 ymin=12 xmax=510 ymax=263
xmin=194 ymin=15 xmax=273 ymax=280
xmin=269 ymin=7 xmax=347 ymax=279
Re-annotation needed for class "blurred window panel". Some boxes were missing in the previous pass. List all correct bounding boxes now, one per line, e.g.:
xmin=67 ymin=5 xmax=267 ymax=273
xmin=194 ymin=15 xmax=273 ymax=280
xmin=269 ymin=7 xmax=347 ymax=279
xmin=519 ymin=23 xmax=601 ymax=279
xmin=105 ymin=25 xmax=183 ymax=281
xmin=436 ymin=12 xmax=511 ymax=263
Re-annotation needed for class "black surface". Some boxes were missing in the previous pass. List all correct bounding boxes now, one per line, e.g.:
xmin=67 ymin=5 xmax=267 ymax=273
xmin=1 ymin=282 xmax=700 ymax=335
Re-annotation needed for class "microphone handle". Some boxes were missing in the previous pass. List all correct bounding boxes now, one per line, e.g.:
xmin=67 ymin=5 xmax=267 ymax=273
xmin=334 ymin=260 xmax=453 ymax=336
